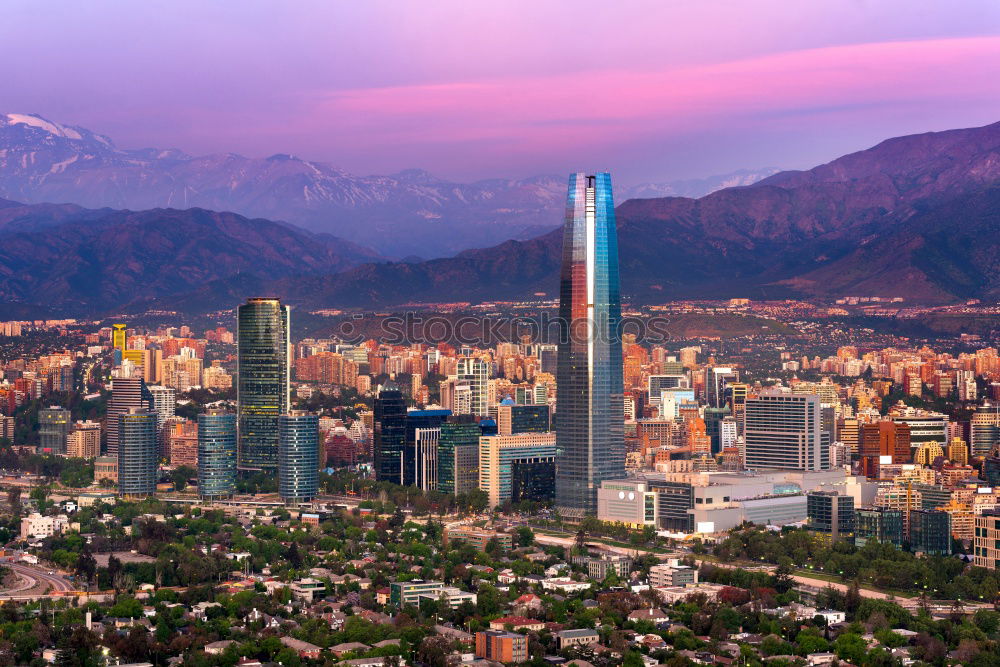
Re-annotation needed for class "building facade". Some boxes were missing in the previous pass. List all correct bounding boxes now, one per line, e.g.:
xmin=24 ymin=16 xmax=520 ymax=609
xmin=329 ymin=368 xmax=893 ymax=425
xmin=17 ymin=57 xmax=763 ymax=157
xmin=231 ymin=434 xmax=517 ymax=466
xmin=117 ymin=408 xmax=158 ymax=497
xmin=554 ymin=172 xmax=625 ymax=517
xmin=744 ymin=392 xmax=829 ymax=471
xmin=237 ymin=297 xmax=290 ymax=470
xmin=198 ymin=409 xmax=237 ymax=498
xmin=278 ymin=411 xmax=319 ymax=503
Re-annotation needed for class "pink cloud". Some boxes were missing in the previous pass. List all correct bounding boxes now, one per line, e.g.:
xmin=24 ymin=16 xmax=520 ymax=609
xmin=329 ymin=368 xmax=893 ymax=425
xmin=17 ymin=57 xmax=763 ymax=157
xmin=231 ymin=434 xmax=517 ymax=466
xmin=313 ymin=36 xmax=1000 ymax=156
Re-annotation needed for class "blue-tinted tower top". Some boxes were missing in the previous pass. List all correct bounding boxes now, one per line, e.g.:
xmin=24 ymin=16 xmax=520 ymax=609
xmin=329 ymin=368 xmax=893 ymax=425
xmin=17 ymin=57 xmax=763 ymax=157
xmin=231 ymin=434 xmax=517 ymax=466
xmin=554 ymin=172 xmax=624 ymax=516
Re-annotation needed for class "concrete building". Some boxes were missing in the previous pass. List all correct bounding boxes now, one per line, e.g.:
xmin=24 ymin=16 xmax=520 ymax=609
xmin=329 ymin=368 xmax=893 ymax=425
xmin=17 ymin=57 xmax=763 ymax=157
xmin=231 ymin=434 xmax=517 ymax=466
xmin=66 ymin=421 xmax=101 ymax=459
xmin=20 ymin=513 xmax=69 ymax=539
xmin=475 ymin=631 xmax=527 ymax=663
xmin=744 ymin=391 xmax=830 ymax=471
xmin=649 ymin=560 xmax=698 ymax=587
xmin=118 ymin=408 xmax=158 ymax=497
xmin=973 ymin=511 xmax=1000 ymax=570
xmin=38 ymin=406 xmax=71 ymax=454
xmin=807 ymin=491 xmax=855 ymax=540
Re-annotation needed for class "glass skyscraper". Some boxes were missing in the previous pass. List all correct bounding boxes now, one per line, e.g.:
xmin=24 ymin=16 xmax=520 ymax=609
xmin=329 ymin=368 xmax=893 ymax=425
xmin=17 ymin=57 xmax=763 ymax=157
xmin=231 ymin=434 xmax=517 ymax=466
xmin=237 ymin=297 xmax=290 ymax=470
xmin=198 ymin=409 xmax=237 ymax=498
xmin=374 ymin=384 xmax=407 ymax=484
xmin=118 ymin=408 xmax=158 ymax=497
xmin=278 ymin=411 xmax=319 ymax=503
xmin=554 ymin=172 xmax=625 ymax=517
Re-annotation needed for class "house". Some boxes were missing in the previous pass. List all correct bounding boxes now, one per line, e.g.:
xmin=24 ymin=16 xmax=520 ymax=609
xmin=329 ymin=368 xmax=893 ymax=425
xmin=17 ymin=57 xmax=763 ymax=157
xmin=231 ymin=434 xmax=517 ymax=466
xmin=627 ymin=608 xmax=670 ymax=625
xmin=204 ymin=640 xmax=234 ymax=656
xmin=557 ymin=629 xmax=600 ymax=650
xmin=806 ymin=653 xmax=837 ymax=666
xmin=541 ymin=578 xmax=591 ymax=593
xmin=372 ymin=639 xmax=401 ymax=649
xmin=376 ymin=587 xmax=391 ymax=604
xmin=190 ymin=601 xmax=222 ymax=622
xmin=489 ymin=616 xmax=546 ymax=632
xmin=330 ymin=642 xmax=371 ymax=658
xmin=280 ymin=637 xmax=321 ymax=660
xmin=290 ymin=577 xmax=326 ymax=602
xmin=340 ymin=659 xmax=389 ymax=667
xmin=514 ymin=593 xmax=544 ymax=614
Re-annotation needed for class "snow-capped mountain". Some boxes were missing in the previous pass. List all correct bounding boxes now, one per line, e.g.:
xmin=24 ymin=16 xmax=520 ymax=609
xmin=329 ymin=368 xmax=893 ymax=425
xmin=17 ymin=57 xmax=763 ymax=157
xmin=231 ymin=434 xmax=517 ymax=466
xmin=0 ymin=113 xmax=779 ymax=258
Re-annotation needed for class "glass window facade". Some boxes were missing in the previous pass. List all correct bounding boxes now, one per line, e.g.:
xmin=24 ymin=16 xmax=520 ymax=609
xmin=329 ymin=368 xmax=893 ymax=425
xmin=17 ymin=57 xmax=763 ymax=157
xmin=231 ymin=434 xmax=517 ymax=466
xmin=555 ymin=172 xmax=625 ymax=517
xmin=278 ymin=412 xmax=319 ymax=503
xmin=198 ymin=410 xmax=237 ymax=498
xmin=374 ymin=386 xmax=407 ymax=485
xmin=438 ymin=421 xmax=481 ymax=495
xmin=237 ymin=298 xmax=290 ymax=470
xmin=118 ymin=409 xmax=158 ymax=497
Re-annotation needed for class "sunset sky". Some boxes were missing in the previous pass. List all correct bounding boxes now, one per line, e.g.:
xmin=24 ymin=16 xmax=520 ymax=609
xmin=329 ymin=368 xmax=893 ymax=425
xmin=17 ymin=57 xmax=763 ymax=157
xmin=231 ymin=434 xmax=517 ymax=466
xmin=3 ymin=0 xmax=1000 ymax=184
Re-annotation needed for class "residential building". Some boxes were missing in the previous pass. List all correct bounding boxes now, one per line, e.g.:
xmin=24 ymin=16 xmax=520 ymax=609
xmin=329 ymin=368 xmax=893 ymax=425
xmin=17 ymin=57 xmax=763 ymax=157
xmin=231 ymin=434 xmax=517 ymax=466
xmin=973 ymin=511 xmax=1000 ymax=570
xmin=118 ymin=408 xmax=158 ymax=497
xmin=807 ymin=492 xmax=855 ymax=540
xmin=66 ymin=421 xmax=101 ymax=459
xmin=475 ymin=631 xmax=528 ymax=663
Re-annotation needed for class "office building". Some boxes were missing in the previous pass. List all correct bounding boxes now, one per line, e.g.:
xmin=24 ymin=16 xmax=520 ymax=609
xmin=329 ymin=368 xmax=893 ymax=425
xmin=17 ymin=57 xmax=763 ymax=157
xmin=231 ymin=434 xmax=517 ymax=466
xmin=66 ymin=421 xmax=101 ymax=459
xmin=909 ymin=509 xmax=952 ymax=556
xmin=456 ymin=357 xmax=489 ymax=417
xmin=198 ymin=409 xmax=237 ymax=499
xmin=237 ymin=297 xmax=290 ymax=470
xmin=859 ymin=421 xmax=911 ymax=477
xmin=118 ymin=408 xmax=158 ymax=497
xmin=554 ymin=172 xmax=625 ymax=517
xmin=854 ymin=507 xmax=904 ymax=548
xmin=374 ymin=385 xmax=407 ymax=485
xmin=438 ymin=419 xmax=481 ymax=495
xmin=496 ymin=402 xmax=549 ymax=435
xmin=106 ymin=375 xmax=155 ymax=457
xmin=38 ymin=406 xmax=71 ymax=454
xmin=511 ymin=457 xmax=555 ymax=503
xmin=278 ymin=411 xmax=319 ymax=503
xmin=807 ymin=491 xmax=855 ymax=540
xmin=889 ymin=407 xmax=947 ymax=454
xmin=404 ymin=408 xmax=450 ymax=488
xmin=112 ymin=323 xmax=127 ymax=356
xmin=744 ymin=392 xmax=830 ymax=471
xmin=480 ymin=432 xmax=556 ymax=508
xmin=706 ymin=367 xmax=739 ymax=409
xmin=414 ymin=427 xmax=440 ymax=492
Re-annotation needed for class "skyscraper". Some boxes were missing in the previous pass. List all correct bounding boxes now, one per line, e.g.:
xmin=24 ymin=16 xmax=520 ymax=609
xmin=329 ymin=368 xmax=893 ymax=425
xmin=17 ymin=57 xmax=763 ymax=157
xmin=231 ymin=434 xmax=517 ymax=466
xmin=456 ymin=357 xmax=489 ymax=417
xmin=374 ymin=384 xmax=407 ymax=484
xmin=147 ymin=385 xmax=177 ymax=429
xmin=237 ymin=297 xmax=290 ymax=470
xmin=278 ymin=411 xmax=319 ymax=503
xmin=106 ymin=374 xmax=155 ymax=457
xmin=554 ymin=172 xmax=624 ymax=517
xmin=198 ymin=409 xmax=237 ymax=499
xmin=744 ymin=391 xmax=830 ymax=471
xmin=118 ymin=408 xmax=158 ymax=497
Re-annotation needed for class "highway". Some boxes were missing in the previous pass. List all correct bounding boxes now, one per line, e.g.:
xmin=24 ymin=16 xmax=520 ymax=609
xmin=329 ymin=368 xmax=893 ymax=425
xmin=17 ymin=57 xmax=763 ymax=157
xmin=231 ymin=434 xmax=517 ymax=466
xmin=0 ymin=562 xmax=76 ymax=600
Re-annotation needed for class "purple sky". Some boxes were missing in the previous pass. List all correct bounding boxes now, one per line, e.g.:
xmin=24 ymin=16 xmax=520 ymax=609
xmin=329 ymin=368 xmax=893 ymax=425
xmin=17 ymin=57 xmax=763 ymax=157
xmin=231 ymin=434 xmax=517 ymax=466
xmin=3 ymin=1 xmax=1000 ymax=184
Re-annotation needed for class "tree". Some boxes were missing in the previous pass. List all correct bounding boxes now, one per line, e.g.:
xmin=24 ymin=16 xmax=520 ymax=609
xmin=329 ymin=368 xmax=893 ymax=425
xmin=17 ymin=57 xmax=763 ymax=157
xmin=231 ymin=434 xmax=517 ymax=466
xmin=833 ymin=633 xmax=868 ymax=664
xmin=516 ymin=526 xmax=535 ymax=548
xmin=170 ymin=465 xmax=197 ymax=491
xmin=623 ymin=650 xmax=645 ymax=667
xmin=74 ymin=549 xmax=97 ymax=583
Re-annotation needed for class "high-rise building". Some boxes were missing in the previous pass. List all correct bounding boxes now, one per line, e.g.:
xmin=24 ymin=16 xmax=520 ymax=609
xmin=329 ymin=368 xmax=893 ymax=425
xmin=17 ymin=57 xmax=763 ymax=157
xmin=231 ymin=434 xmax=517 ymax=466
xmin=106 ymin=375 xmax=154 ymax=457
xmin=118 ymin=408 xmax=158 ymax=497
xmin=496 ymin=402 xmax=549 ymax=435
xmin=971 ymin=402 xmax=1000 ymax=458
xmin=66 ymin=421 xmax=101 ymax=459
xmin=438 ymin=419 xmax=481 ymax=495
xmin=147 ymin=385 xmax=177 ymax=429
xmin=38 ymin=406 xmax=71 ymax=454
xmin=404 ymin=408 xmax=450 ymax=488
xmin=706 ymin=367 xmax=739 ymax=409
xmin=237 ymin=297 xmax=290 ymax=470
xmin=374 ymin=385 xmax=407 ymax=484
xmin=973 ymin=511 xmax=1000 ymax=571
xmin=198 ymin=409 xmax=237 ymax=499
xmin=554 ymin=172 xmax=625 ymax=517
xmin=112 ymin=324 xmax=127 ymax=355
xmin=481 ymin=432 xmax=557 ymax=508
xmin=278 ymin=411 xmax=319 ymax=503
xmin=744 ymin=392 xmax=830 ymax=471
xmin=456 ymin=358 xmax=489 ymax=417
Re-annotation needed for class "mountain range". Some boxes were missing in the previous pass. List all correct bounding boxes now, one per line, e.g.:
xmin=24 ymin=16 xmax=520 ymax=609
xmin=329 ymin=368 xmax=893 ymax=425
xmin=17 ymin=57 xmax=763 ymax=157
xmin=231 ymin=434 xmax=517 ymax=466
xmin=0 ymin=116 xmax=998 ymax=316
xmin=0 ymin=113 xmax=774 ymax=259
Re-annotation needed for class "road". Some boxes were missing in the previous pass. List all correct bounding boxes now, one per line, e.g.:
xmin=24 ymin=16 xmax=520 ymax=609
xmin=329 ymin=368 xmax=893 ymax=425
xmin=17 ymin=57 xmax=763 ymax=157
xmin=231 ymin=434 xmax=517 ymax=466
xmin=533 ymin=531 xmax=896 ymax=600
xmin=0 ymin=562 xmax=76 ymax=600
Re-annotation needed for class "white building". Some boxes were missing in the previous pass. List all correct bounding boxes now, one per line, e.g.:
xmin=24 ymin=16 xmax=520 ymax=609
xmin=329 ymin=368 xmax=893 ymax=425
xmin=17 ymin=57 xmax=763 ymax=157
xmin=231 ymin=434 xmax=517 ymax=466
xmin=20 ymin=513 xmax=70 ymax=539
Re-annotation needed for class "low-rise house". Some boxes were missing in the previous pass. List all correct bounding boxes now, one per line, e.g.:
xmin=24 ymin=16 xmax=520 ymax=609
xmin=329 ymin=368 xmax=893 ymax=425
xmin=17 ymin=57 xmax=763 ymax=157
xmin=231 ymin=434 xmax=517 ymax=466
xmin=627 ymin=608 xmax=670 ymax=625
xmin=557 ymin=629 xmax=600 ymax=650
xmin=280 ymin=637 xmax=321 ymax=660
xmin=330 ymin=642 xmax=371 ymax=658
xmin=204 ymin=640 xmax=234 ymax=656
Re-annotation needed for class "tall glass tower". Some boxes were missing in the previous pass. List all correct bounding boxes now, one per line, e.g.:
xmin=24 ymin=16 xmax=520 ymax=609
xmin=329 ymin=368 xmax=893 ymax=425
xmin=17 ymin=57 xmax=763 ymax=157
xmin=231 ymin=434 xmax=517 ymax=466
xmin=118 ymin=408 xmax=158 ymax=498
xmin=237 ymin=297 xmax=290 ymax=470
xmin=198 ymin=409 xmax=237 ymax=498
xmin=554 ymin=172 xmax=625 ymax=517
xmin=278 ymin=411 xmax=319 ymax=503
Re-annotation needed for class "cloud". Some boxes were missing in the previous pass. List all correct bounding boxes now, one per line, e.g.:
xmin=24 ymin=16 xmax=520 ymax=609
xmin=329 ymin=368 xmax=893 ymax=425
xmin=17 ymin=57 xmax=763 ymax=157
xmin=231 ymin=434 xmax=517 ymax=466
xmin=311 ymin=35 xmax=1000 ymax=157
